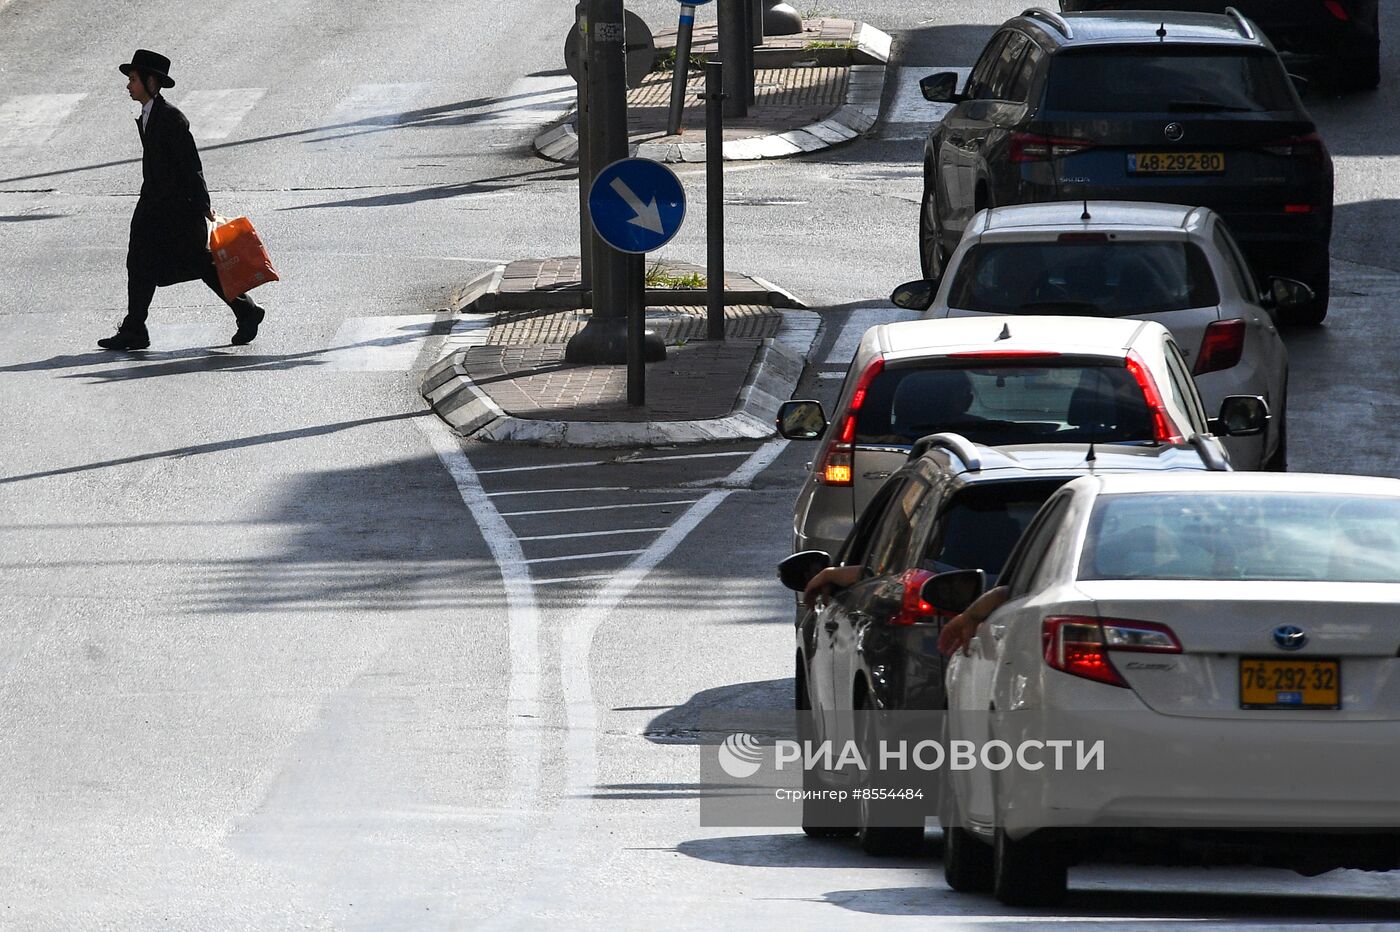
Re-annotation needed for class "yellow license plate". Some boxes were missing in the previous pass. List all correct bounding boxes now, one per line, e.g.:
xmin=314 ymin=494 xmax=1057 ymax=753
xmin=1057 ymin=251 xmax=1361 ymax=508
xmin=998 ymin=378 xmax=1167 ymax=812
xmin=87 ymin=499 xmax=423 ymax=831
xmin=1128 ymin=152 xmax=1226 ymax=174
xmin=1240 ymin=658 xmax=1341 ymax=710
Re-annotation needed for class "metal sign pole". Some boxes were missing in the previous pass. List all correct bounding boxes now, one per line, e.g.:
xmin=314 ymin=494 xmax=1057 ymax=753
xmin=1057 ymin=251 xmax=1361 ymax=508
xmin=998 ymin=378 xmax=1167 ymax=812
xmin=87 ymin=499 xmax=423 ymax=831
xmin=575 ymin=3 xmax=593 ymax=289
xmin=718 ymin=0 xmax=748 ymax=118
xmin=666 ymin=3 xmax=698 ymax=136
xmin=703 ymin=60 xmax=726 ymax=341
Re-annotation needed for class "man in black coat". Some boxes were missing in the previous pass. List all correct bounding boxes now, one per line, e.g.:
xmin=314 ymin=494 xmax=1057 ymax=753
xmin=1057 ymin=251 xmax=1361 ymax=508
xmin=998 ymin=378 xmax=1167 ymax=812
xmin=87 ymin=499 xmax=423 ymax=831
xmin=99 ymin=49 xmax=267 ymax=351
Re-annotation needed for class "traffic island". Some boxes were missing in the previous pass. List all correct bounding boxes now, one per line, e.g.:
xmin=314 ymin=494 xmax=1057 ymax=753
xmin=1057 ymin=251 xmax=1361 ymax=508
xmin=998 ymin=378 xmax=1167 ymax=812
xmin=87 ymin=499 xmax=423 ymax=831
xmin=534 ymin=18 xmax=891 ymax=164
xmin=421 ymin=258 xmax=821 ymax=447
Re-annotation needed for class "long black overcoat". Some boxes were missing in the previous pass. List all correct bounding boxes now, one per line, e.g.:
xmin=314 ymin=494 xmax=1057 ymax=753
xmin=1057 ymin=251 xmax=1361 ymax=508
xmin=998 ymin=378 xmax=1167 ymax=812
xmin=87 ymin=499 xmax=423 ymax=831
xmin=127 ymin=95 xmax=213 ymax=286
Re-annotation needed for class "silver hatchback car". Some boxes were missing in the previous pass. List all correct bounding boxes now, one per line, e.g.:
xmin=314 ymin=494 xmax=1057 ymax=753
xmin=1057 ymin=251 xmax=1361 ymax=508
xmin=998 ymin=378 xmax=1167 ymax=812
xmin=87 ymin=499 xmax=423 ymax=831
xmin=778 ymin=315 xmax=1266 ymax=561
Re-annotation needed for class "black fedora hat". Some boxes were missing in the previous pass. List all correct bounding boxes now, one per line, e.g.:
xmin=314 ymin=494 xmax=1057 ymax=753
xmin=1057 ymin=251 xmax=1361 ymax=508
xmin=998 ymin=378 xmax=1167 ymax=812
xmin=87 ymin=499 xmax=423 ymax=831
xmin=118 ymin=49 xmax=175 ymax=89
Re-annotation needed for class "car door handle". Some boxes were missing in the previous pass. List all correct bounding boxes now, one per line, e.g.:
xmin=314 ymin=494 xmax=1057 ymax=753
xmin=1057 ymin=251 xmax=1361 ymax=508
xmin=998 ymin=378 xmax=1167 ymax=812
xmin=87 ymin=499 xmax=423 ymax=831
xmin=863 ymin=470 xmax=891 ymax=480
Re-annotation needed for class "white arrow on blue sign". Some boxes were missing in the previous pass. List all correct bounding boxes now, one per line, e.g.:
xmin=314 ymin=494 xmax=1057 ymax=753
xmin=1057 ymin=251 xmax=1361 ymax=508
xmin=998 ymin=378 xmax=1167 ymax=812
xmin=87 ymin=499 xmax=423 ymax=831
xmin=588 ymin=157 xmax=687 ymax=254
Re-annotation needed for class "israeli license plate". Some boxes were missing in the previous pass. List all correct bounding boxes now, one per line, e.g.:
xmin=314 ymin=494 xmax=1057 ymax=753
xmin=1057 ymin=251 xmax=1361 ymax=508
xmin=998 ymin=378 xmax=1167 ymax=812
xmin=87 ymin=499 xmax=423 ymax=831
xmin=1128 ymin=151 xmax=1226 ymax=174
xmin=1240 ymin=657 xmax=1341 ymax=710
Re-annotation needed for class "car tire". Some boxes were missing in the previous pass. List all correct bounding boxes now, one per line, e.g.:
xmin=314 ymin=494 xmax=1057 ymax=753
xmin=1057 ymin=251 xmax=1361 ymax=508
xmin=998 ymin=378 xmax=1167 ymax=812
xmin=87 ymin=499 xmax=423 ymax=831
xmin=992 ymin=828 xmax=1068 ymax=907
xmin=1282 ymin=255 xmax=1330 ymax=326
xmin=944 ymin=825 xmax=995 ymax=892
xmin=919 ymin=177 xmax=947 ymax=281
xmin=854 ymin=689 xmax=925 ymax=856
xmin=798 ymin=657 xmax=858 ymax=839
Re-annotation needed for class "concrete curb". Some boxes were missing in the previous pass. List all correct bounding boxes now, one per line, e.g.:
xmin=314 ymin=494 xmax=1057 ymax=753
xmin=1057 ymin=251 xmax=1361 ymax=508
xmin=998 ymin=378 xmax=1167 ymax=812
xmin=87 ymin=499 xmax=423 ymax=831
xmin=422 ymin=309 xmax=823 ymax=448
xmin=532 ymin=23 xmax=891 ymax=165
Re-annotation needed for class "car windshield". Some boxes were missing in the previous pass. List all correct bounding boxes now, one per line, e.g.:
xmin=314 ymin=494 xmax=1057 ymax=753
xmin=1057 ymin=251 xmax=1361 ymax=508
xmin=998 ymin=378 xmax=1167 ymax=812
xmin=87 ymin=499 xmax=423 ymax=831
xmin=946 ymin=241 xmax=1220 ymax=315
xmin=855 ymin=363 xmax=1155 ymax=446
xmin=923 ymin=480 xmax=1064 ymax=584
xmin=1044 ymin=48 xmax=1296 ymax=113
xmin=1080 ymin=492 xmax=1400 ymax=583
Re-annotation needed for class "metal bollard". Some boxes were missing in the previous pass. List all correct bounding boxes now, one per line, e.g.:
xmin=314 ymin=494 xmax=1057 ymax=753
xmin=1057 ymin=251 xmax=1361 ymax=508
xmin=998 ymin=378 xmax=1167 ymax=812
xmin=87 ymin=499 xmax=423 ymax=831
xmin=703 ymin=60 xmax=726 ymax=342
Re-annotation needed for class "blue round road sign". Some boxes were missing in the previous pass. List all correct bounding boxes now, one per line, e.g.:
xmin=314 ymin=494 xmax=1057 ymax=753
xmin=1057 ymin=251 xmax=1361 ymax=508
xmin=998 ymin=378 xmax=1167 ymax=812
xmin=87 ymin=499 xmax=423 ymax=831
xmin=588 ymin=157 xmax=686 ymax=254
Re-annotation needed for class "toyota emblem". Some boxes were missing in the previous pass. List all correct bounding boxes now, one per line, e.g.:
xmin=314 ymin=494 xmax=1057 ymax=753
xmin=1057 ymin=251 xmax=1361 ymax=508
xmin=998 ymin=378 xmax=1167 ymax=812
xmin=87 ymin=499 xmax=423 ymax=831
xmin=1273 ymin=625 xmax=1308 ymax=651
xmin=1164 ymin=122 xmax=1185 ymax=142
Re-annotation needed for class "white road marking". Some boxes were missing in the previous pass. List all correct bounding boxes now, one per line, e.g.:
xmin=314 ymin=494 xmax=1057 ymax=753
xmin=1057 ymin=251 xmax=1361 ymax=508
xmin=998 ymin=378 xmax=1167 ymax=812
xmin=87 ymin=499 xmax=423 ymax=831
xmin=487 ymin=486 xmax=628 ymax=498
xmin=818 ymin=371 xmax=844 ymax=379
xmin=475 ymin=450 xmax=751 ymax=475
xmin=823 ymin=306 xmax=921 ymax=364
xmin=517 ymin=527 xmax=667 ymax=542
xmin=532 ymin=574 xmax=616 ymax=586
xmin=0 ymin=93 xmax=86 ymax=146
xmin=499 ymin=499 xmax=700 ymax=517
xmin=417 ymin=416 xmax=541 ymax=817
xmin=522 ymin=549 xmax=645 ymax=565
xmin=883 ymin=66 xmax=966 ymax=140
xmin=331 ymin=82 xmax=428 ymax=126
xmin=323 ymin=315 xmax=440 ymax=371
xmin=178 ymin=88 xmax=267 ymax=140
xmin=477 ymin=75 xmax=576 ymax=129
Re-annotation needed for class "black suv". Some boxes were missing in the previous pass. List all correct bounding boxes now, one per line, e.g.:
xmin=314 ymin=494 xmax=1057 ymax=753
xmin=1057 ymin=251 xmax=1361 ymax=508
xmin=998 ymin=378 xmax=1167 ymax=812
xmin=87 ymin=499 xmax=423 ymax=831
xmin=919 ymin=8 xmax=1335 ymax=323
xmin=1059 ymin=1 xmax=1381 ymax=91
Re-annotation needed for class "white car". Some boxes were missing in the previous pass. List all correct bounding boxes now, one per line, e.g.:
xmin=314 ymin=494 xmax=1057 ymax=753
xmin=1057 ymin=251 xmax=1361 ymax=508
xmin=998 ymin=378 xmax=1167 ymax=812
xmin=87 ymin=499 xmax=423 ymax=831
xmin=934 ymin=472 xmax=1400 ymax=906
xmin=893 ymin=202 xmax=1302 ymax=471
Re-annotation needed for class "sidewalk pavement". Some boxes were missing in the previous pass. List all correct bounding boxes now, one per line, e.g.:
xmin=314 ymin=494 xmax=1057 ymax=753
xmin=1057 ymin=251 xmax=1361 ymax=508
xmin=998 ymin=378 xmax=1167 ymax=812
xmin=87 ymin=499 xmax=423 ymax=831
xmin=422 ymin=258 xmax=822 ymax=447
xmin=534 ymin=18 xmax=891 ymax=164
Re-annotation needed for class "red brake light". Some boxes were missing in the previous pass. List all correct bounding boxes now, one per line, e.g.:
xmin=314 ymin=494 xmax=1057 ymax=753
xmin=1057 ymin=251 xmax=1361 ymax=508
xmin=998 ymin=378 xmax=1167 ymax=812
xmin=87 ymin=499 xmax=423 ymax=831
xmin=1010 ymin=132 xmax=1094 ymax=163
xmin=1323 ymin=0 xmax=1350 ymax=21
xmin=891 ymin=568 xmax=938 ymax=625
xmin=820 ymin=357 xmax=884 ymax=486
xmin=1193 ymin=319 xmax=1246 ymax=375
xmin=1124 ymin=351 xmax=1184 ymax=444
xmin=1284 ymin=204 xmax=1313 ymax=214
xmin=1042 ymin=616 xmax=1181 ymax=687
xmin=944 ymin=350 xmax=1061 ymax=359
xmin=1057 ymin=232 xmax=1110 ymax=243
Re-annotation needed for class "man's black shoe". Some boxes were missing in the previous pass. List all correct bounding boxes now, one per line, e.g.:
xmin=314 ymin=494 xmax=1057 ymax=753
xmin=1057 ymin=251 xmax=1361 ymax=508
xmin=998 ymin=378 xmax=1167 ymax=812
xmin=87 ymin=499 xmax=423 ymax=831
xmin=231 ymin=308 xmax=265 ymax=346
xmin=97 ymin=331 xmax=150 ymax=351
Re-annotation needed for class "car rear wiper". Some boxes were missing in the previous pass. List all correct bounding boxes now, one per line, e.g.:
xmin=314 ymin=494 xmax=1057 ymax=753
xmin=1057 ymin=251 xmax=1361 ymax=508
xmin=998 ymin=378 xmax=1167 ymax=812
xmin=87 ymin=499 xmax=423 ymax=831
xmin=1167 ymin=99 xmax=1254 ymax=113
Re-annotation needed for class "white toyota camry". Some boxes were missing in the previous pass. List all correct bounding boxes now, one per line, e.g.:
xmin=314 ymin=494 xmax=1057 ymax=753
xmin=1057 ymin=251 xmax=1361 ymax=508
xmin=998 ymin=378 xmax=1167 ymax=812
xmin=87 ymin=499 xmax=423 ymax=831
xmin=935 ymin=472 xmax=1400 ymax=906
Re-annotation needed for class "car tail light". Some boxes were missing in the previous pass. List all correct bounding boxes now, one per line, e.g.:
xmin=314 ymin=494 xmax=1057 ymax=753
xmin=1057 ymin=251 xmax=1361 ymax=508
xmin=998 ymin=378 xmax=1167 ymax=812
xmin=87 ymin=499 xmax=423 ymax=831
xmin=1058 ymin=233 xmax=1110 ymax=243
xmin=1323 ymin=0 xmax=1350 ymax=21
xmin=1010 ymin=132 xmax=1094 ymax=163
xmin=819 ymin=357 xmax=883 ymax=486
xmin=1260 ymin=132 xmax=1330 ymax=168
xmin=944 ymin=350 xmax=1061 ymax=360
xmin=1124 ymin=351 xmax=1185 ymax=444
xmin=1042 ymin=616 xmax=1182 ymax=687
xmin=891 ymin=568 xmax=939 ymax=625
xmin=1193 ymin=319 xmax=1246 ymax=375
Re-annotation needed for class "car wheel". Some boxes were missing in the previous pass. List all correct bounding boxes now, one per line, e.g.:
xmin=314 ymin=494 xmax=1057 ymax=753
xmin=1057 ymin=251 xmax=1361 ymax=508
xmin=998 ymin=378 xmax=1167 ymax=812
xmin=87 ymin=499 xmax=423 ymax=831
xmin=944 ymin=824 xmax=995 ymax=892
xmin=919 ymin=179 xmax=947 ymax=281
xmin=1281 ymin=255 xmax=1330 ymax=326
xmin=853 ymin=689 xmax=925 ymax=856
xmin=1264 ymin=401 xmax=1288 ymax=472
xmin=992 ymin=828 xmax=1068 ymax=907
xmin=798 ymin=656 xmax=857 ymax=839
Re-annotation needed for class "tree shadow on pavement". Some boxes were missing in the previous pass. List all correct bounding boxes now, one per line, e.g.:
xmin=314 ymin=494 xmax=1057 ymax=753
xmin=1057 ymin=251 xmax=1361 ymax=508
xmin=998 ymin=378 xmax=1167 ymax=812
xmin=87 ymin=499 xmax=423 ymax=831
xmin=643 ymin=679 xmax=795 ymax=744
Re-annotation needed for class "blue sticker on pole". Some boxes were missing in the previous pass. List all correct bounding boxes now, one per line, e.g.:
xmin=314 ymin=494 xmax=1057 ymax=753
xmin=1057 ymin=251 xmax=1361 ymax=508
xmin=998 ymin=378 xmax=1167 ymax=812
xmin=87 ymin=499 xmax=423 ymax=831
xmin=588 ymin=158 xmax=687 ymax=255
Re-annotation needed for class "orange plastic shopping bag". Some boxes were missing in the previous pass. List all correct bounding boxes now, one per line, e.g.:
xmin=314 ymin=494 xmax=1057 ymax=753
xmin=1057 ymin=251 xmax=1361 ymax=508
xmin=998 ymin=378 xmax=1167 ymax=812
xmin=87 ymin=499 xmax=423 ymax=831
xmin=209 ymin=216 xmax=279 ymax=301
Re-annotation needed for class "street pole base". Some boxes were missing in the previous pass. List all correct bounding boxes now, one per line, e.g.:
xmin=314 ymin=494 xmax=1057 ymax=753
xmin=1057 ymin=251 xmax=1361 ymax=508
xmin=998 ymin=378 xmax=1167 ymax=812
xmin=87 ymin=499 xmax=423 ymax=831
xmin=565 ymin=318 xmax=667 ymax=364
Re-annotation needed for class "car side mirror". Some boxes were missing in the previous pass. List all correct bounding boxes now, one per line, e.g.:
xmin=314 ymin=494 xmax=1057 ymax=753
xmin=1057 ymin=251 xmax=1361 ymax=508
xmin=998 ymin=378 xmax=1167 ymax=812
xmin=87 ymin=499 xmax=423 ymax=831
xmin=890 ymin=279 xmax=938 ymax=311
xmin=919 ymin=569 xmax=986 ymax=616
xmin=1264 ymin=276 xmax=1315 ymax=311
xmin=920 ymin=72 xmax=964 ymax=104
xmin=1288 ymin=72 xmax=1310 ymax=98
xmin=1210 ymin=395 xmax=1269 ymax=437
xmin=776 ymin=400 xmax=828 ymax=440
xmin=778 ymin=550 xmax=832 ymax=592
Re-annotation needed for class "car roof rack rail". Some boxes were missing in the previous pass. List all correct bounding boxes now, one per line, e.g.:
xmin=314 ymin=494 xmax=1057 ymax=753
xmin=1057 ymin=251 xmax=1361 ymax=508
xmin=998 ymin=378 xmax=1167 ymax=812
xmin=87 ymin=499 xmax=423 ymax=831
xmin=1187 ymin=433 xmax=1232 ymax=472
xmin=1223 ymin=6 xmax=1255 ymax=40
xmin=1022 ymin=8 xmax=1074 ymax=40
xmin=909 ymin=432 xmax=982 ymax=471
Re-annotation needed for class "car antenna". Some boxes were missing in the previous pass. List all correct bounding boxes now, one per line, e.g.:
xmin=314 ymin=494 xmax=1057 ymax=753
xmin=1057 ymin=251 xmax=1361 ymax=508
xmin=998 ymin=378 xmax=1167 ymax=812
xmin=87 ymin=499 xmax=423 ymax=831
xmin=1081 ymin=199 xmax=1091 ymax=221
xmin=1157 ymin=21 xmax=1167 ymax=41
xmin=996 ymin=323 xmax=1012 ymax=341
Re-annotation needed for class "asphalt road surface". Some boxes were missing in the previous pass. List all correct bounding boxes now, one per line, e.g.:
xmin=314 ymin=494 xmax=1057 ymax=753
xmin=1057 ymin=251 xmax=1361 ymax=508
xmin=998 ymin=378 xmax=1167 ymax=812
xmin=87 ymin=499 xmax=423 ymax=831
xmin=4 ymin=0 xmax=1400 ymax=927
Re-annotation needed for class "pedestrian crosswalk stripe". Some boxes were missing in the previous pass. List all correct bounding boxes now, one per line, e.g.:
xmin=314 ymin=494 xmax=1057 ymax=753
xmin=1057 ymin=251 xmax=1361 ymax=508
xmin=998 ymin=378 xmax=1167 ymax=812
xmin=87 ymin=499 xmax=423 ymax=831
xmin=0 ymin=93 xmax=87 ymax=146
xmin=323 ymin=314 xmax=440 ymax=371
xmin=824 ymin=306 xmax=921 ymax=365
xmin=883 ymin=67 xmax=966 ymax=141
xmin=179 ymin=88 xmax=268 ymax=140
xmin=478 ymin=75 xmax=576 ymax=129
xmin=331 ymin=83 xmax=428 ymax=127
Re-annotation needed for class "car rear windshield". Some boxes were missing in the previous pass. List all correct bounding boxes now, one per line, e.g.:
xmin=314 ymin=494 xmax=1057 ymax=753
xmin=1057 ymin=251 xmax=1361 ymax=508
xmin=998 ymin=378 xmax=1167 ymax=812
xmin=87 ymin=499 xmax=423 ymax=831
xmin=1081 ymin=492 xmax=1400 ymax=582
xmin=947 ymin=241 xmax=1220 ymax=315
xmin=855 ymin=362 xmax=1154 ymax=447
xmin=1044 ymin=47 xmax=1296 ymax=113
xmin=923 ymin=480 xmax=1065 ymax=584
